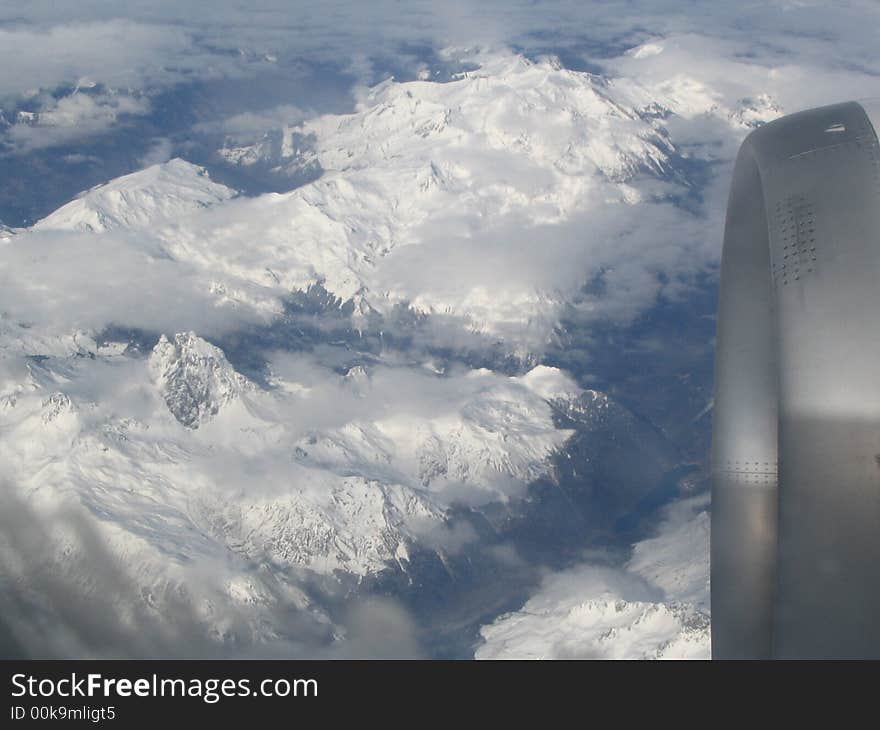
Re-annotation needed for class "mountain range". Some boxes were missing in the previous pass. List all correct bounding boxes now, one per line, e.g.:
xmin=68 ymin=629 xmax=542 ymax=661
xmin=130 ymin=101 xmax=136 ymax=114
xmin=0 ymin=47 xmax=766 ymax=658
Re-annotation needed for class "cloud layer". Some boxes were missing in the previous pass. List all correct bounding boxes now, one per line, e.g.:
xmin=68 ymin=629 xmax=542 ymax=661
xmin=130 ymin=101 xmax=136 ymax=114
xmin=3 ymin=2 xmax=880 ymax=154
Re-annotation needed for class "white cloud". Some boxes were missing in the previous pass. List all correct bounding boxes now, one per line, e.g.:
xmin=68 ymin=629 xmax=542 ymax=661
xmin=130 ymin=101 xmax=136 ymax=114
xmin=0 ymin=228 xmax=271 ymax=341
xmin=194 ymin=105 xmax=308 ymax=140
xmin=0 ymin=19 xmax=195 ymax=99
xmin=0 ymin=479 xmax=424 ymax=658
xmin=138 ymin=137 xmax=173 ymax=167
xmin=7 ymin=91 xmax=150 ymax=151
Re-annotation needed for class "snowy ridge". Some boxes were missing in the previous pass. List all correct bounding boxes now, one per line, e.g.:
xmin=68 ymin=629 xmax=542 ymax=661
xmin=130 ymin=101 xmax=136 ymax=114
xmin=305 ymin=54 xmax=672 ymax=181
xmin=142 ymin=53 xmax=698 ymax=347
xmin=199 ymin=476 xmax=442 ymax=576
xmin=12 ymin=51 xmax=758 ymax=351
xmin=34 ymin=158 xmax=235 ymax=232
xmin=476 ymin=495 xmax=710 ymax=659
xmin=0 ymin=328 xmax=582 ymax=582
xmin=195 ymin=364 xmax=580 ymax=574
xmin=628 ymin=495 xmax=710 ymax=609
xmin=292 ymin=365 xmax=577 ymax=504
xmin=476 ymin=588 xmax=708 ymax=660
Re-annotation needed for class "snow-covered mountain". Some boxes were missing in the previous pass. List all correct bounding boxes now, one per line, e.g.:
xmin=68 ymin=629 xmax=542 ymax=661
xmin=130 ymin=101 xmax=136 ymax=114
xmin=476 ymin=495 xmax=710 ymax=659
xmin=0 ymin=324 xmax=590 ymax=623
xmin=9 ymin=51 xmax=772 ymax=356
xmin=180 ymin=54 xmax=683 ymax=347
xmin=149 ymin=331 xmax=253 ymax=428
xmin=0 ymin=48 xmax=734 ymax=658
xmin=34 ymin=158 xmax=235 ymax=233
xmin=16 ymin=51 xmax=768 ymax=353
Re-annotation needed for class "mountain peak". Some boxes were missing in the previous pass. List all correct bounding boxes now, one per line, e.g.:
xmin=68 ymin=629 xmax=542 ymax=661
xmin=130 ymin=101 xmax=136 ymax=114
xmin=149 ymin=332 xmax=250 ymax=428
xmin=34 ymin=158 xmax=235 ymax=233
xmin=41 ymin=391 xmax=75 ymax=424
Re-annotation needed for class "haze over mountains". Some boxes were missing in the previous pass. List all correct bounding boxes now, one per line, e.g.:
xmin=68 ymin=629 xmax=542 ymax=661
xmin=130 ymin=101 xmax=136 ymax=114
xmin=2 ymin=3 xmax=878 ymax=658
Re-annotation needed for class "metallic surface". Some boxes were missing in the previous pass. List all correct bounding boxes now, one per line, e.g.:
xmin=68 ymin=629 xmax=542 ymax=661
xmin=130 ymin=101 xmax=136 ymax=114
xmin=712 ymin=101 xmax=880 ymax=659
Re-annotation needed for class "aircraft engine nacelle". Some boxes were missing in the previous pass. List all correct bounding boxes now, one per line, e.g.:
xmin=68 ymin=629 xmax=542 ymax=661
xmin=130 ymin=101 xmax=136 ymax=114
xmin=713 ymin=100 xmax=880 ymax=659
